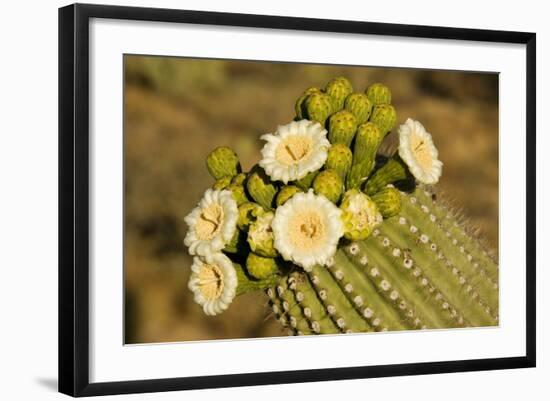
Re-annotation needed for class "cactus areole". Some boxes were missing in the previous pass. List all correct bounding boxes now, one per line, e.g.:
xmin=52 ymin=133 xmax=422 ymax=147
xmin=184 ymin=77 xmax=498 ymax=334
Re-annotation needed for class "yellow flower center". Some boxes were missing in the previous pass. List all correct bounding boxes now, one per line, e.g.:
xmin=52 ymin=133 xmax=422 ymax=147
xmin=275 ymin=135 xmax=313 ymax=165
xmin=410 ymin=133 xmax=433 ymax=171
xmin=197 ymin=263 xmax=224 ymax=300
xmin=196 ymin=203 xmax=224 ymax=240
xmin=288 ymin=210 xmax=326 ymax=251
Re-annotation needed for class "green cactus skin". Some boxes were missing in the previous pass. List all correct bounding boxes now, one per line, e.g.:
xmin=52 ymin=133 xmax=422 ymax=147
xmin=346 ymin=123 xmax=383 ymax=189
xmin=326 ymin=144 xmax=353 ymax=184
xmin=246 ymin=166 xmax=278 ymax=210
xmin=366 ymin=83 xmax=392 ymax=105
xmin=344 ymin=93 xmax=373 ymax=124
xmin=313 ymin=169 xmax=343 ymax=203
xmin=369 ymin=104 xmax=397 ymax=135
xmin=206 ymin=146 xmax=241 ymax=180
xmin=295 ymin=87 xmax=321 ymax=119
xmin=266 ymin=187 xmax=498 ymax=335
xmin=371 ymin=187 xmax=402 ymax=218
xmin=276 ymin=185 xmax=302 ymax=206
xmin=325 ymin=77 xmax=354 ymax=112
xmin=364 ymin=158 xmax=410 ymax=196
xmin=246 ymin=253 xmax=280 ymax=279
xmin=328 ymin=110 xmax=358 ymax=147
xmin=304 ymin=92 xmax=333 ymax=126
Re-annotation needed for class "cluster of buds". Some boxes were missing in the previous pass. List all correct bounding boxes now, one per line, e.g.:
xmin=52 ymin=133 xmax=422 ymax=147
xmin=184 ymin=77 xmax=442 ymax=315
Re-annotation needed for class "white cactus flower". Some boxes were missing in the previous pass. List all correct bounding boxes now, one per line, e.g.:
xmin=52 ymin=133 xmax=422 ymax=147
xmin=272 ymin=190 xmax=344 ymax=270
xmin=259 ymin=119 xmax=330 ymax=184
xmin=184 ymin=189 xmax=238 ymax=256
xmin=188 ymin=253 xmax=238 ymax=316
xmin=398 ymin=118 xmax=443 ymax=185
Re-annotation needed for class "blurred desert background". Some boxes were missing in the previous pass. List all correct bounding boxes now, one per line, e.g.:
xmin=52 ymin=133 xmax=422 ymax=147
xmin=124 ymin=55 xmax=499 ymax=344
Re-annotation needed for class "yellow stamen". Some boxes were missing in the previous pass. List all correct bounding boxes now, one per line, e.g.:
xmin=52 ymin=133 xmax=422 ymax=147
xmin=411 ymin=134 xmax=433 ymax=170
xmin=288 ymin=211 xmax=326 ymax=251
xmin=275 ymin=136 xmax=313 ymax=166
xmin=197 ymin=263 xmax=224 ymax=300
xmin=196 ymin=203 xmax=224 ymax=240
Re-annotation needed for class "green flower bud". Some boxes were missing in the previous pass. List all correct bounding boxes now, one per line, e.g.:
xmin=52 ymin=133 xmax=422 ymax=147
xmin=332 ymin=76 xmax=353 ymax=92
xmin=294 ymin=170 xmax=318 ymax=191
xmin=231 ymin=173 xmax=247 ymax=186
xmin=224 ymin=230 xmax=248 ymax=254
xmin=328 ymin=110 xmax=358 ymax=147
xmin=238 ymin=202 xmax=265 ymax=231
xmin=369 ymin=104 xmax=397 ymax=135
xmin=344 ymin=93 xmax=372 ymax=124
xmin=371 ymin=187 xmax=402 ymax=218
xmin=276 ymin=185 xmax=302 ymax=206
xmin=364 ymin=157 xmax=410 ymax=195
xmin=326 ymin=144 xmax=352 ymax=183
xmin=206 ymin=146 xmax=241 ymax=180
xmin=366 ymin=83 xmax=392 ymax=105
xmin=226 ymin=183 xmax=248 ymax=206
xmin=246 ymin=253 xmax=280 ymax=280
xmin=295 ymin=87 xmax=321 ymax=119
xmin=325 ymin=77 xmax=353 ymax=112
xmin=340 ymin=189 xmax=383 ymax=240
xmin=246 ymin=165 xmax=277 ymax=210
xmin=313 ymin=169 xmax=343 ymax=203
xmin=212 ymin=176 xmax=232 ymax=190
xmin=304 ymin=92 xmax=333 ymax=126
xmin=346 ymin=123 xmax=383 ymax=189
xmin=247 ymin=212 xmax=278 ymax=258
xmin=353 ymin=122 xmax=383 ymax=164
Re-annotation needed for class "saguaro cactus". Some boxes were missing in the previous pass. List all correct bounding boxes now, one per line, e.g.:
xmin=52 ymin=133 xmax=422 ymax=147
xmin=183 ymin=77 xmax=498 ymax=334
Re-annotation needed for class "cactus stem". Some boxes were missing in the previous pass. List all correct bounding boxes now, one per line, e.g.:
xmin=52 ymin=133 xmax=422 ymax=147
xmin=271 ymin=279 xmax=313 ymax=335
xmin=349 ymin=241 xmax=441 ymax=329
xmin=328 ymin=250 xmax=404 ymax=331
xmin=288 ymin=271 xmax=340 ymax=334
xmin=400 ymin=192 xmax=499 ymax=307
xmin=415 ymin=188 xmax=499 ymax=273
xmin=307 ymin=265 xmax=372 ymax=333
xmin=365 ymin=229 xmax=469 ymax=328
xmin=382 ymin=217 xmax=498 ymax=326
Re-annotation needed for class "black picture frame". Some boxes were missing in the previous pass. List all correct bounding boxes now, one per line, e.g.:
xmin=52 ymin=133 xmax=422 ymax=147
xmin=58 ymin=3 xmax=536 ymax=397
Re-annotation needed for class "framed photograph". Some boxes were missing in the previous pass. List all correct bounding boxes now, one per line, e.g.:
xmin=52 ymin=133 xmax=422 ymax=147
xmin=58 ymin=3 xmax=536 ymax=397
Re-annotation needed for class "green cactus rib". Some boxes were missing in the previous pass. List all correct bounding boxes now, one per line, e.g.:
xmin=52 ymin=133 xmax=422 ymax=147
xmin=268 ymin=279 xmax=313 ymax=335
xmin=380 ymin=213 xmax=498 ymax=326
xmin=266 ymin=189 xmax=498 ymax=335
xmin=328 ymin=250 xmax=403 ymax=331
xmin=415 ymin=188 xmax=499 ymax=276
xmin=305 ymin=265 xmax=371 ymax=333
xmin=397 ymin=190 xmax=499 ymax=314
xmin=362 ymin=229 xmax=468 ymax=328
xmin=349 ymin=240 xmax=443 ymax=329
xmin=287 ymin=271 xmax=341 ymax=334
